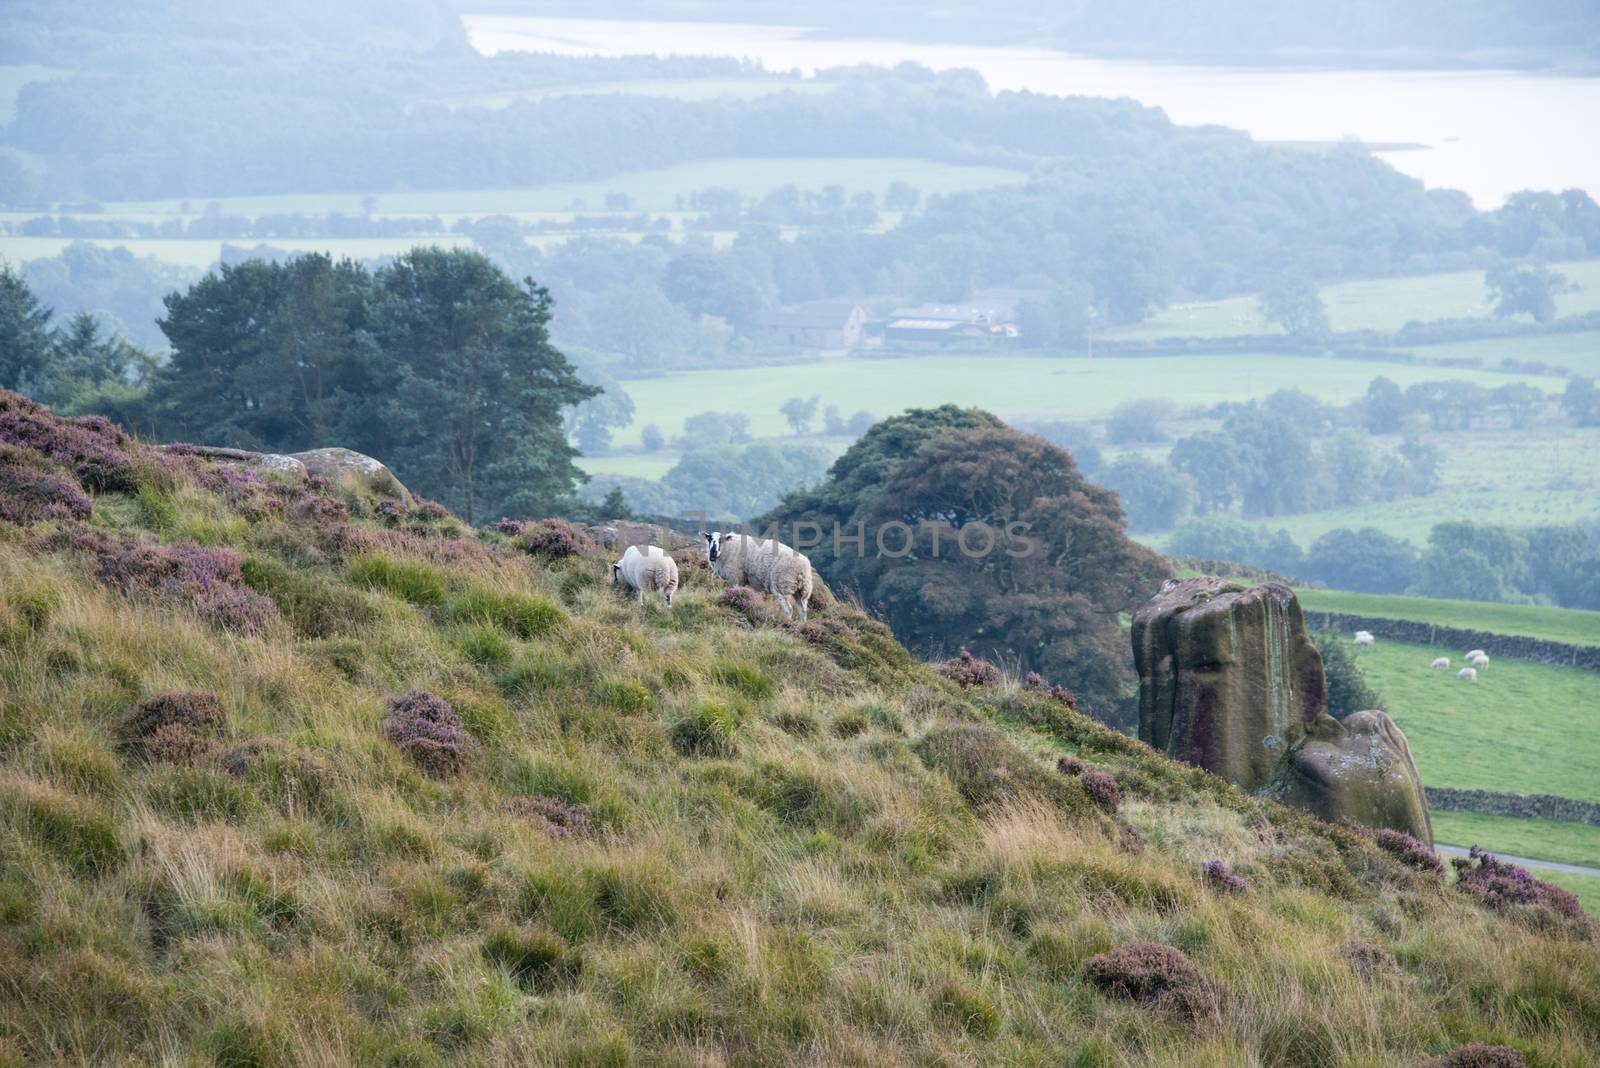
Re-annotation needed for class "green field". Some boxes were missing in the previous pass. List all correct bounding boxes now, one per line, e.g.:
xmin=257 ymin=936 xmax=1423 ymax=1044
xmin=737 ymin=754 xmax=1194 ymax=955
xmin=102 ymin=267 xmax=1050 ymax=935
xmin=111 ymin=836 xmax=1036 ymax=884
xmin=1410 ymin=330 xmax=1600 ymax=378
xmin=1337 ymin=638 xmax=1600 ymax=802
xmin=1298 ymin=589 xmax=1600 ymax=646
xmin=579 ymin=453 xmax=680 ymax=481
xmin=1431 ymin=811 xmax=1600 ymax=869
xmin=1535 ymin=869 xmax=1600 ymax=914
xmin=1109 ymin=259 xmax=1600 ymax=339
xmin=0 ymin=235 xmax=476 ymax=270
xmin=1217 ymin=424 xmax=1600 ymax=548
xmin=99 ymin=158 xmax=1028 ymax=218
xmin=606 ymin=352 xmax=1559 ymax=449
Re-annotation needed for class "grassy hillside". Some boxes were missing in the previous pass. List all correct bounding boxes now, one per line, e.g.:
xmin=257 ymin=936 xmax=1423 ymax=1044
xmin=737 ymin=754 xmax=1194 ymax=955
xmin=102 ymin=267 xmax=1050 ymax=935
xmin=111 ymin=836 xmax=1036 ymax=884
xmin=1298 ymin=590 xmax=1600 ymax=646
xmin=2 ymin=394 xmax=1597 ymax=1065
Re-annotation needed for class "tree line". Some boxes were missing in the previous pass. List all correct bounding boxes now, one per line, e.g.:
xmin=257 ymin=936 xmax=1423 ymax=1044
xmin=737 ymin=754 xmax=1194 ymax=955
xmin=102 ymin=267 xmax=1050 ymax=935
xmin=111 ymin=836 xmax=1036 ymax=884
xmin=0 ymin=251 xmax=598 ymax=523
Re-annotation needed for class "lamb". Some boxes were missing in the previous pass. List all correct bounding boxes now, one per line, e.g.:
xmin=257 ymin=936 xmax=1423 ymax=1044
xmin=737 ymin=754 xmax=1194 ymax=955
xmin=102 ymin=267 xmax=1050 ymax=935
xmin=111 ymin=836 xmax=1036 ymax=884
xmin=611 ymin=544 xmax=679 ymax=608
xmin=704 ymin=531 xmax=814 ymax=622
xmin=1353 ymin=631 xmax=1375 ymax=647
xmin=1457 ymin=666 xmax=1477 ymax=681
xmin=1430 ymin=657 xmax=1451 ymax=670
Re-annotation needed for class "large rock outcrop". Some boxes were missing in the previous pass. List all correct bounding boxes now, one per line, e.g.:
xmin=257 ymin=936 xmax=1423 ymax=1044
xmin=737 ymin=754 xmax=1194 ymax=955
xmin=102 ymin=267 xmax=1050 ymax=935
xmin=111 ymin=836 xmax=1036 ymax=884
xmin=289 ymin=448 xmax=410 ymax=503
xmin=1133 ymin=577 xmax=1431 ymax=843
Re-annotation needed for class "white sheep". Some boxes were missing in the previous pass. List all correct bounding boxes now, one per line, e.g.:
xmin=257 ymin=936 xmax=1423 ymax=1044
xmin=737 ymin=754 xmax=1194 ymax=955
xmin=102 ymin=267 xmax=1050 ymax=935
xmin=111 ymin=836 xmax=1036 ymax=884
xmin=1430 ymin=657 xmax=1450 ymax=670
xmin=1353 ymin=631 xmax=1375 ymax=647
xmin=1457 ymin=666 xmax=1477 ymax=681
xmin=704 ymin=531 xmax=814 ymax=622
xmin=611 ymin=544 xmax=679 ymax=608
xmin=1468 ymin=652 xmax=1490 ymax=668
xmin=1466 ymin=649 xmax=1486 ymax=660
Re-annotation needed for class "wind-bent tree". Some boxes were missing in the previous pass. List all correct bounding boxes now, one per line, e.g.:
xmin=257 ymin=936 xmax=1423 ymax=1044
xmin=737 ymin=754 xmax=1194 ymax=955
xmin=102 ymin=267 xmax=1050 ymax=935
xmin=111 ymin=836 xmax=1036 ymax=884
xmin=762 ymin=407 xmax=1168 ymax=722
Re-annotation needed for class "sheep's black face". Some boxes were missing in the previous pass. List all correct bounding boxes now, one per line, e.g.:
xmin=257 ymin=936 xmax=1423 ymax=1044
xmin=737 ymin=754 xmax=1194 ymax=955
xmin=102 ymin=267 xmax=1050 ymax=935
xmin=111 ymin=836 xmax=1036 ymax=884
xmin=611 ymin=562 xmax=621 ymax=583
xmin=704 ymin=532 xmax=720 ymax=562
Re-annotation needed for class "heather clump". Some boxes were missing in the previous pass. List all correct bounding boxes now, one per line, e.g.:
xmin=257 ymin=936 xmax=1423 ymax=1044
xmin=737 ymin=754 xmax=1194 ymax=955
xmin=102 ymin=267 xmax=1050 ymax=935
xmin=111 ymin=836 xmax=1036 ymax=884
xmin=719 ymin=585 xmax=766 ymax=621
xmin=1079 ymin=769 xmax=1122 ymax=814
xmin=1021 ymin=671 xmax=1078 ymax=708
xmin=939 ymin=649 xmax=1001 ymax=688
xmin=1201 ymin=859 xmax=1250 ymax=895
xmin=1452 ymin=846 xmax=1587 ymax=923
xmin=493 ymin=517 xmax=525 ymax=536
xmin=1082 ymin=943 xmax=1216 ymax=1022
xmin=120 ymin=692 xmax=227 ymax=760
xmin=796 ymin=615 xmax=861 ymax=644
xmin=518 ymin=519 xmax=589 ymax=558
xmin=509 ymin=795 xmax=594 ymax=839
xmin=1374 ymin=828 xmax=1445 ymax=876
xmin=382 ymin=690 xmax=471 ymax=775
xmin=0 ymin=389 xmax=140 ymax=493
xmin=1421 ymin=1043 xmax=1528 ymax=1068
xmin=56 ymin=529 xmax=280 ymax=634
xmin=0 ymin=444 xmax=92 ymax=525
xmin=1343 ymin=940 xmax=1399 ymax=982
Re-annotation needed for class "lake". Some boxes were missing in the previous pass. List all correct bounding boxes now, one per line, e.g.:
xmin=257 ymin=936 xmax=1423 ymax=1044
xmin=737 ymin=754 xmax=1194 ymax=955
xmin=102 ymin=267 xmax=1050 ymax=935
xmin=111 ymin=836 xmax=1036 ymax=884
xmin=464 ymin=14 xmax=1600 ymax=208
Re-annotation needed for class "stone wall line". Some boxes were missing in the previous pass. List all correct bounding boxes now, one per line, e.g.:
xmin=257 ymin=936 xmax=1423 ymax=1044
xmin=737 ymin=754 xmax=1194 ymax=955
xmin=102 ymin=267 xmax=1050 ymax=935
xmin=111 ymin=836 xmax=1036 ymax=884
xmin=1304 ymin=610 xmax=1600 ymax=672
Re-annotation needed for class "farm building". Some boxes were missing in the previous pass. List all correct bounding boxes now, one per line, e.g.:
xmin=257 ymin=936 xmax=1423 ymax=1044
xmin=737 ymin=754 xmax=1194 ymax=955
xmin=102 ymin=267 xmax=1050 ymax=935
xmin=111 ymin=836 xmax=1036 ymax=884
xmin=751 ymin=301 xmax=866 ymax=349
xmin=884 ymin=287 xmax=1044 ymax=343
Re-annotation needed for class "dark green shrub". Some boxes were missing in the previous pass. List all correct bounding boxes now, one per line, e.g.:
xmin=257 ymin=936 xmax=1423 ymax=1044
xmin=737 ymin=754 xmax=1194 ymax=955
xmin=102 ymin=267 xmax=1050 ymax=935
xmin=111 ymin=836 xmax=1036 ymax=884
xmin=594 ymin=677 xmax=653 ymax=714
xmin=240 ymin=555 xmax=377 ymax=638
xmin=448 ymin=587 xmax=563 ymax=638
xmin=482 ymin=925 xmax=582 ymax=991
xmin=932 ymin=979 xmax=1002 ymax=1038
xmin=348 ymin=554 xmax=445 ymax=606
xmin=709 ymin=658 xmax=775 ymax=699
xmin=119 ymin=691 xmax=226 ymax=757
xmin=670 ymin=699 xmax=748 ymax=757
xmin=3 ymin=786 xmax=122 ymax=876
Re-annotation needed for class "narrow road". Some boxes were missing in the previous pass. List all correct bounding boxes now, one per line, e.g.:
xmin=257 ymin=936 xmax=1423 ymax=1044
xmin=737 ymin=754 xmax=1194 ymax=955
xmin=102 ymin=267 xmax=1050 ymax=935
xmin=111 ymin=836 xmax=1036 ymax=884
xmin=1435 ymin=843 xmax=1600 ymax=878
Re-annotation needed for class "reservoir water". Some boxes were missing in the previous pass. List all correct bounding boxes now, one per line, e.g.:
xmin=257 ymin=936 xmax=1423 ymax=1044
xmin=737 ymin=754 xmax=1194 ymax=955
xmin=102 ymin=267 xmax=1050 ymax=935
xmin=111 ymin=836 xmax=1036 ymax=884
xmin=464 ymin=14 xmax=1600 ymax=208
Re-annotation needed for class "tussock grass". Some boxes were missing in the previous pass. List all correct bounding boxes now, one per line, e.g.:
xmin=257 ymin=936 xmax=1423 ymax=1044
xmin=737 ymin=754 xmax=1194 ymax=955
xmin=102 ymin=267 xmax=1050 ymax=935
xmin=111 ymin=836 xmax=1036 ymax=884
xmin=0 ymin=449 xmax=1597 ymax=1066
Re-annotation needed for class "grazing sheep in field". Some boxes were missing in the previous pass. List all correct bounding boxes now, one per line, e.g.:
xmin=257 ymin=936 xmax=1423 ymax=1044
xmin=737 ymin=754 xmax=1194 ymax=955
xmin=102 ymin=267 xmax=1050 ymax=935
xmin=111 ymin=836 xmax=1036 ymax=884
xmin=704 ymin=531 xmax=813 ymax=622
xmin=1457 ymin=667 xmax=1477 ymax=681
xmin=611 ymin=544 xmax=679 ymax=608
xmin=1468 ymin=652 xmax=1490 ymax=668
xmin=1466 ymin=649 xmax=1486 ymax=660
xmin=1431 ymin=657 xmax=1450 ymax=670
xmin=1353 ymin=631 xmax=1375 ymax=647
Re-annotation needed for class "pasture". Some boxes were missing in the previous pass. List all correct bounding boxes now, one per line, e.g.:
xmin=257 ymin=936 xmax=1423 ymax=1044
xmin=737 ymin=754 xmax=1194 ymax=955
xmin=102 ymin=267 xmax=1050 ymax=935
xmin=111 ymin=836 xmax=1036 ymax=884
xmin=1222 ymin=424 xmax=1600 ymax=548
xmin=1108 ymin=258 xmax=1600 ymax=339
xmin=1335 ymin=637 xmax=1600 ymax=803
xmin=1298 ymin=589 xmax=1600 ymax=646
xmin=1537 ymin=870 xmax=1600 ymax=914
xmin=1409 ymin=329 xmax=1600 ymax=378
xmin=1430 ymin=811 xmax=1600 ymax=869
xmin=605 ymin=351 xmax=1559 ymax=448
xmin=97 ymin=158 xmax=1029 ymax=218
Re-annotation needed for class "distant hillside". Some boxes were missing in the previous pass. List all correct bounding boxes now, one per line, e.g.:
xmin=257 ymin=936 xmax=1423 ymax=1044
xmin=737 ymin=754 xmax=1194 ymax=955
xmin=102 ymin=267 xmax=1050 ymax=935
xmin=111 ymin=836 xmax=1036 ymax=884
xmin=1 ymin=388 xmax=1597 ymax=1065
xmin=470 ymin=0 xmax=1600 ymax=70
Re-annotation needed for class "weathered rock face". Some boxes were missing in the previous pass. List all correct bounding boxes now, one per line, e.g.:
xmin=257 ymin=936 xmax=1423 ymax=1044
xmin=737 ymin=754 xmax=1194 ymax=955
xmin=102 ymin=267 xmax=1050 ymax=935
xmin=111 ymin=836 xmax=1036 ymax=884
xmin=1133 ymin=576 xmax=1431 ymax=843
xmin=1134 ymin=578 xmax=1325 ymax=793
xmin=288 ymin=448 xmax=410 ymax=503
xmin=1270 ymin=710 xmax=1433 ymax=843
xmin=158 ymin=444 xmax=307 ymax=477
